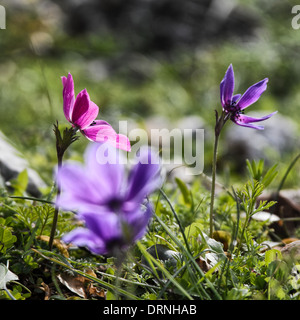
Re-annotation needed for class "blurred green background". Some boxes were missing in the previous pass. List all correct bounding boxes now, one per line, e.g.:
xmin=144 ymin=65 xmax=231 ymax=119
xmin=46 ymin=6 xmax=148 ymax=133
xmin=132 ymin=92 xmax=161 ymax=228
xmin=0 ymin=0 xmax=300 ymax=187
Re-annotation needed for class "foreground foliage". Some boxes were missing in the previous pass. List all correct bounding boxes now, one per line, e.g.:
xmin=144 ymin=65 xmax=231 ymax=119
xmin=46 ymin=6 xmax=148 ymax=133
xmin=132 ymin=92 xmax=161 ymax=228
xmin=1 ymin=159 xmax=300 ymax=300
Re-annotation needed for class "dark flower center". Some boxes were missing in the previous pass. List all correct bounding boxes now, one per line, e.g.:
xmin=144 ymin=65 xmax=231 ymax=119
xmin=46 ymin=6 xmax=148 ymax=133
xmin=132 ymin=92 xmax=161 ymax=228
xmin=231 ymin=109 xmax=245 ymax=122
xmin=107 ymin=197 xmax=123 ymax=212
xmin=225 ymin=100 xmax=238 ymax=112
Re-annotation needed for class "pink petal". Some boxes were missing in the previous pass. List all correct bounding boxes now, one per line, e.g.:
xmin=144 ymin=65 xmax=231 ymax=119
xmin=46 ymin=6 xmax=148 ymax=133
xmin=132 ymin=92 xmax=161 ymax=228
xmin=71 ymin=89 xmax=99 ymax=130
xmin=83 ymin=121 xmax=131 ymax=151
xmin=62 ymin=73 xmax=75 ymax=122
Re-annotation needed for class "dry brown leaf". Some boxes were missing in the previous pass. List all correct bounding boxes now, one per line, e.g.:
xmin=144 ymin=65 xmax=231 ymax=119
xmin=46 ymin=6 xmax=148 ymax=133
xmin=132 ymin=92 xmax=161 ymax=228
xmin=57 ymin=269 xmax=98 ymax=299
xmin=57 ymin=273 xmax=87 ymax=298
xmin=282 ymin=238 xmax=299 ymax=245
xmin=196 ymin=256 xmax=211 ymax=273
xmin=37 ymin=235 xmax=69 ymax=258
xmin=87 ymin=283 xmax=106 ymax=299
xmin=84 ymin=268 xmax=97 ymax=281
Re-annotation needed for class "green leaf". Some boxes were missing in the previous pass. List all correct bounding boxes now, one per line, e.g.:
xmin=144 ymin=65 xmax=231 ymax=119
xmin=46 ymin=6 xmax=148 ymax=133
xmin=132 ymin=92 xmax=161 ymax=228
xmin=11 ymin=169 xmax=28 ymax=196
xmin=199 ymin=232 xmax=227 ymax=264
xmin=18 ymin=169 xmax=28 ymax=189
xmin=137 ymin=241 xmax=194 ymax=300
xmin=225 ymin=287 xmax=250 ymax=300
xmin=0 ymin=225 xmax=17 ymax=254
xmin=265 ymin=249 xmax=282 ymax=265
xmin=262 ymin=164 xmax=278 ymax=188
xmin=175 ymin=177 xmax=191 ymax=205
xmin=246 ymin=159 xmax=278 ymax=189
xmin=184 ymin=221 xmax=203 ymax=239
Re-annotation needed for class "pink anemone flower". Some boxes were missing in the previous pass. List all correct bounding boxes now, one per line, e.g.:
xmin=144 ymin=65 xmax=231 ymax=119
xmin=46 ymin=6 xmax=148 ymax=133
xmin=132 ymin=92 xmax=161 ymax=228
xmin=62 ymin=73 xmax=131 ymax=151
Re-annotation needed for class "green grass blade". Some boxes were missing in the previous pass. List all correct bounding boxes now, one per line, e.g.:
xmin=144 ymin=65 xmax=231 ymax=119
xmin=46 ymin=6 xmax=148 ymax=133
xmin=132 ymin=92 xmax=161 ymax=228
xmin=137 ymin=241 xmax=194 ymax=300
xmin=32 ymin=248 xmax=141 ymax=300
xmin=154 ymin=214 xmax=222 ymax=300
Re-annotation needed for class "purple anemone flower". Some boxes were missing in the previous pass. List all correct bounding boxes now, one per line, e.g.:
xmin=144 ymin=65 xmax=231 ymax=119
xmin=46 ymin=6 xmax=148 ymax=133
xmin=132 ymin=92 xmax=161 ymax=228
xmin=57 ymin=143 xmax=161 ymax=255
xmin=62 ymin=73 xmax=131 ymax=151
xmin=220 ymin=64 xmax=277 ymax=130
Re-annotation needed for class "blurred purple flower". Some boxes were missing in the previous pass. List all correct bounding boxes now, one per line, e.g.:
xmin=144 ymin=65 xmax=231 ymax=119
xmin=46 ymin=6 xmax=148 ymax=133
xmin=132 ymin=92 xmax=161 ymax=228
xmin=62 ymin=73 xmax=131 ymax=151
xmin=57 ymin=143 xmax=161 ymax=255
xmin=220 ymin=64 xmax=277 ymax=130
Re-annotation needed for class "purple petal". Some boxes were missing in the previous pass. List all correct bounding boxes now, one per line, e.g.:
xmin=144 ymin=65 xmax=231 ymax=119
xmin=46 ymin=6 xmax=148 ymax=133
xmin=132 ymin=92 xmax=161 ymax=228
xmin=236 ymin=111 xmax=277 ymax=124
xmin=56 ymin=163 xmax=105 ymax=212
xmin=129 ymin=203 xmax=153 ymax=241
xmin=83 ymin=212 xmax=123 ymax=243
xmin=63 ymin=227 xmax=107 ymax=255
xmin=83 ymin=120 xmax=131 ymax=151
xmin=220 ymin=64 xmax=235 ymax=107
xmin=237 ymin=78 xmax=268 ymax=110
xmin=71 ymin=89 xmax=99 ymax=129
xmin=56 ymin=143 xmax=126 ymax=212
xmin=62 ymin=73 xmax=75 ymax=122
xmin=233 ymin=121 xmax=265 ymax=130
xmin=232 ymin=94 xmax=241 ymax=104
xmin=220 ymin=79 xmax=225 ymax=107
xmin=125 ymin=147 xmax=161 ymax=207
xmin=83 ymin=143 xmax=125 ymax=199
xmin=232 ymin=111 xmax=277 ymax=130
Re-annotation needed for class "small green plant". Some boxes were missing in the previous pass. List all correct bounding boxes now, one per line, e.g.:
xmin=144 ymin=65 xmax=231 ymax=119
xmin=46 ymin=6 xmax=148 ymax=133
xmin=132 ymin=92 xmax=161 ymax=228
xmin=0 ymin=222 xmax=17 ymax=254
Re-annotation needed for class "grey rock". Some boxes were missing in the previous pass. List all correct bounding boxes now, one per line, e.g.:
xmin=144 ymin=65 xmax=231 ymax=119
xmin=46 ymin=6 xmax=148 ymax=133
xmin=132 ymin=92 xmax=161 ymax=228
xmin=0 ymin=131 xmax=46 ymax=197
xmin=280 ymin=240 xmax=300 ymax=262
xmin=144 ymin=115 xmax=206 ymax=183
xmin=223 ymin=112 xmax=299 ymax=172
xmin=141 ymin=244 xmax=180 ymax=277
xmin=146 ymin=244 xmax=179 ymax=262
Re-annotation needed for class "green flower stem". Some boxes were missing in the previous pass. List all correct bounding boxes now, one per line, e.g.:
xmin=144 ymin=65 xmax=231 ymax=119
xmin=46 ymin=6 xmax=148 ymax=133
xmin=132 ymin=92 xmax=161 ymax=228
xmin=160 ymin=188 xmax=191 ymax=254
xmin=209 ymin=110 xmax=229 ymax=238
xmin=49 ymin=123 xmax=79 ymax=251
xmin=209 ymin=132 xmax=220 ymax=238
xmin=9 ymin=196 xmax=54 ymax=204
xmin=276 ymin=152 xmax=300 ymax=195
xmin=49 ymin=154 xmax=63 ymax=251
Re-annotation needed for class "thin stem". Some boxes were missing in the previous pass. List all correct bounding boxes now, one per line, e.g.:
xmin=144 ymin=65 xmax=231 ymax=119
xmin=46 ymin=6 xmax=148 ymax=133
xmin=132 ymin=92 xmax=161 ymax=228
xmin=209 ymin=132 xmax=220 ymax=238
xmin=154 ymin=214 xmax=221 ymax=300
xmin=276 ymin=152 xmax=300 ymax=195
xmin=230 ymin=186 xmax=240 ymax=253
xmin=209 ymin=110 xmax=229 ymax=238
xmin=49 ymin=123 xmax=79 ymax=251
xmin=160 ymin=188 xmax=192 ymax=254
xmin=9 ymin=196 xmax=54 ymax=204
xmin=49 ymin=156 xmax=62 ymax=251
xmin=236 ymin=215 xmax=250 ymax=256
